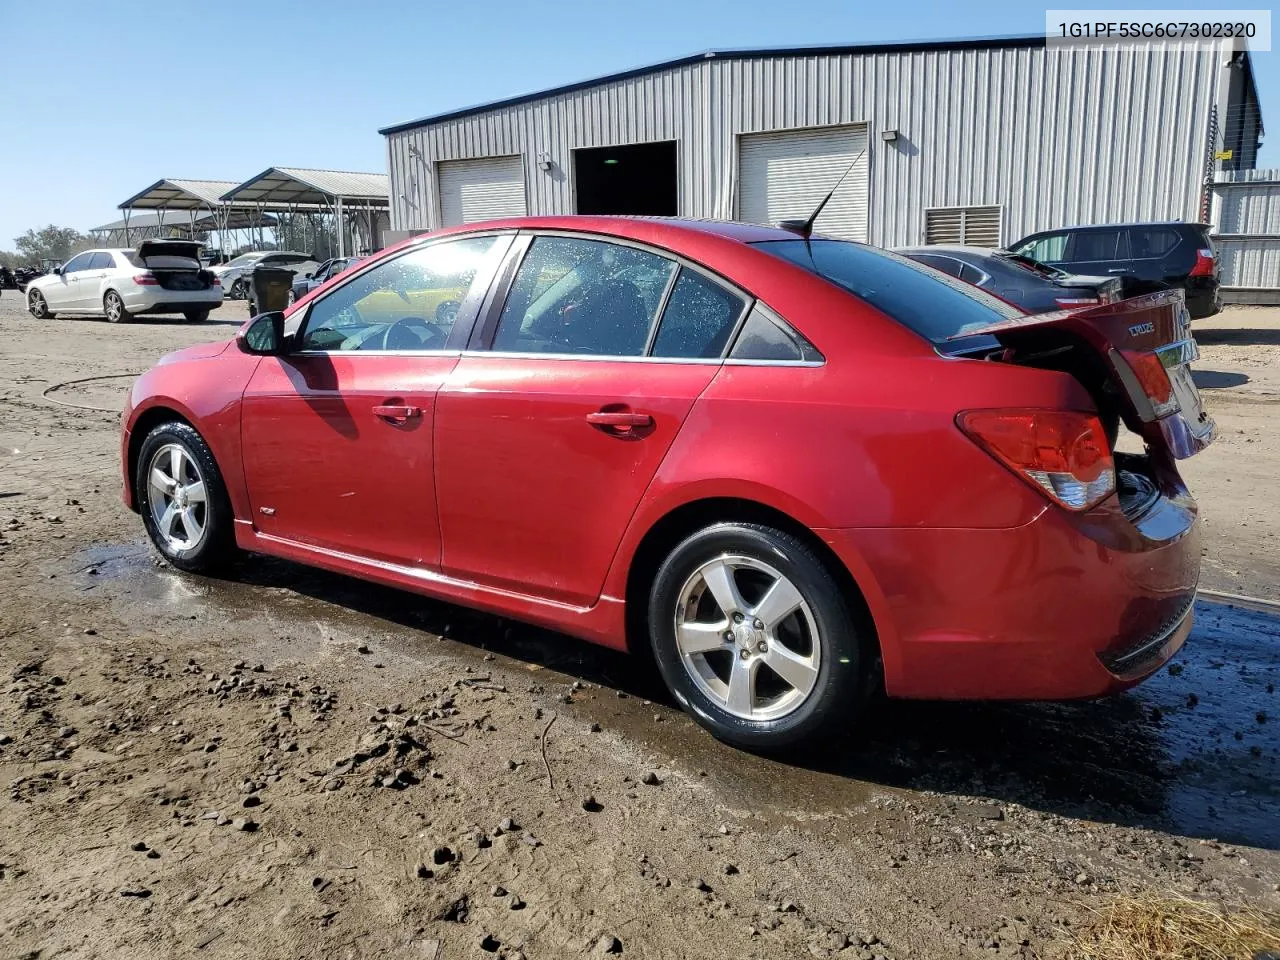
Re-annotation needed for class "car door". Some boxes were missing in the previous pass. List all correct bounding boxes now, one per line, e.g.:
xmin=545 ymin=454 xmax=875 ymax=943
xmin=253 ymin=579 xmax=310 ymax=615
xmin=1123 ymin=225 xmax=1184 ymax=295
xmin=434 ymin=233 xmax=750 ymax=607
xmin=239 ymin=233 xmax=512 ymax=568
xmin=80 ymin=252 xmax=116 ymax=312
xmin=1060 ymin=227 xmax=1129 ymax=282
xmin=47 ymin=252 xmax=94 ymax=308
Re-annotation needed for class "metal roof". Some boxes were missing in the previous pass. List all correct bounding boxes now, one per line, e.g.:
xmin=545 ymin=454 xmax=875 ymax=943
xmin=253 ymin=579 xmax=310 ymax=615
xmin=379 ymin=34 xmax=1047 ymax=134
xmin=90 ymin=210 xmax=278 ymax=232
xmin=219 ymin=167 xmax=390 ymax=206
xmin=118 ymin=178 xmax=247 ymax=210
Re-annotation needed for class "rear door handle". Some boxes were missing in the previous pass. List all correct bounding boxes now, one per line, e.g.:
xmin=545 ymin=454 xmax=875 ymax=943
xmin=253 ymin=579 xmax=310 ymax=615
xmin=586 ymin=410 xmax=653 ymax=435
xmin=373 ymin=404 xmax=421 ymax=421
xmin=1107 ymin=268 xmax=1130 ymax=273
xmin=587 ymin=411 xmax=653 ymax=427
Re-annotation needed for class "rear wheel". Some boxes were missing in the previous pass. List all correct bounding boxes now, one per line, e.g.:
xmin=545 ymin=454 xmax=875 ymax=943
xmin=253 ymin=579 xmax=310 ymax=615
xmin=648 ymin=522 xmax=868 ymax=751
xmin=27 ymin=289 xmax=51 ymax=319
xmin=183 ymin=309 xmax=211 ymax=323
xmin=104 ymin=290 xmax=132 ymax=324
xmin=135 ymin=421 xmax=236 ymax=573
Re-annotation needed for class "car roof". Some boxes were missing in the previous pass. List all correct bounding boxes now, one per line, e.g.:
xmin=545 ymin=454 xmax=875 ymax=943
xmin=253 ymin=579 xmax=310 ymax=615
xmin=1036 ymin=221 xmax=1209 ymax=233
xmin=454 ymin=216 xmax=803 ymax=243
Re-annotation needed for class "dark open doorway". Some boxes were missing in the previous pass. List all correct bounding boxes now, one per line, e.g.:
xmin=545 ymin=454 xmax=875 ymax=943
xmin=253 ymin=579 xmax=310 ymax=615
xmin=574 ymin=141 xmax=678 ymax=216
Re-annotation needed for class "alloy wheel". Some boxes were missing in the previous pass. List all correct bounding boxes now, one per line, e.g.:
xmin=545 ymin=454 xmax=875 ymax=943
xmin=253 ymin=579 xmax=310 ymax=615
xmin=673 ymin=554 xmax=821 ymax=721
xmin=146 ymin=443 xmax=209 ymax=552
xmin=105 ymin=293 xmax=122 ymax=322
xmin=28 ymin=290 xmax=46 ymax=318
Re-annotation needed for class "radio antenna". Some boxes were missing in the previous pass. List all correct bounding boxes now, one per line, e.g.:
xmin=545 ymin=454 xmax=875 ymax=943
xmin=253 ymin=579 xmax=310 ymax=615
xmin=777 ymin=148 xmax=865 ymax=240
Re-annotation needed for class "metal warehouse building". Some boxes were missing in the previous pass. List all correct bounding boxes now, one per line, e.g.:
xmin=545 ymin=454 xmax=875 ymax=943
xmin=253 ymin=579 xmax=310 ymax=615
xmin=380 ymin=35 xmax=1262 ymax=249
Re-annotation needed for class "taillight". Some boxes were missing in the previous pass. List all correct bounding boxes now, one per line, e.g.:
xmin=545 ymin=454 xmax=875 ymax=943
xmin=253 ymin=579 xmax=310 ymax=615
xmin=1189 ymin=247 xmax=1216 ymax=278
xmin=1120 ymin=349 xmax=1179 ymax=417
xmin=1053 ymin=297 xmax=1100 ymax=307
xmin=210 ymin=275 xmax=221 ymax=286
xmin=958 ymin=409 xmax=1116 ymax=511
xmin=132 ymin=273 xmax=159 ymax=286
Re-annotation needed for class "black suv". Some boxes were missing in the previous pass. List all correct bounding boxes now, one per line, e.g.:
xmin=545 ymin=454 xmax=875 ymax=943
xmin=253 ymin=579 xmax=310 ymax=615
xmin=1007 ymin=221 xmax=1221 ymax=319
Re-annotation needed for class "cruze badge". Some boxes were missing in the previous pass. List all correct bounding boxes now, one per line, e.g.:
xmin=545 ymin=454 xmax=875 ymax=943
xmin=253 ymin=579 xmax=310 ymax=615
xmin=1128 ymin=321 xmax=1155 ymax=337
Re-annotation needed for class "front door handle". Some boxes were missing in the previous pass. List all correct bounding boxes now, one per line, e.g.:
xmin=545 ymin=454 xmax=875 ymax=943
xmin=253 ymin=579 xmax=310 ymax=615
xmin=373 ymin=404 xmax=421 ymax=422
xmin=586 ymin=410 xmax=653 ymax=436
xmin=1107 ymin=268 xmax=1130 ymax=273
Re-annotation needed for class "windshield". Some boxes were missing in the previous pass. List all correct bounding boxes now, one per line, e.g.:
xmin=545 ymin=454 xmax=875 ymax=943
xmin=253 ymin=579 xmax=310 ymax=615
xmin=754 ymin=239 xmax=1023 ymax=342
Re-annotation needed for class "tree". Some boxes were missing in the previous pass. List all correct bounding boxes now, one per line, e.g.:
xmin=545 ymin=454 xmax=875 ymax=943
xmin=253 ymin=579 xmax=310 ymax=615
xmin=13 ymin=225 xmax=90 ymax=264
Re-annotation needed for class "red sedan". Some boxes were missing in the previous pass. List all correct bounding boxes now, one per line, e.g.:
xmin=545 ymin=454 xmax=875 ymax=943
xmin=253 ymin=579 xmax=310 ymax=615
xmin=120 ymin=217 xmax=1213 ymax=749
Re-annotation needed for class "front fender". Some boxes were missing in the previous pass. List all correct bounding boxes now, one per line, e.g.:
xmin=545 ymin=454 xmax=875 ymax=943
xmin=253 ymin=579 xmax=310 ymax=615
xmin=122 ymin=350 xmax=260 ymax=521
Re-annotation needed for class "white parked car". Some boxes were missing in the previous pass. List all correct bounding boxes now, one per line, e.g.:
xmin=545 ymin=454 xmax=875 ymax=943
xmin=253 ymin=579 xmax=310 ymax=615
xmin=25 ymin=241 xmax=224 ymax=323
xmin=212 ymin=250 xmax=319 ymax=300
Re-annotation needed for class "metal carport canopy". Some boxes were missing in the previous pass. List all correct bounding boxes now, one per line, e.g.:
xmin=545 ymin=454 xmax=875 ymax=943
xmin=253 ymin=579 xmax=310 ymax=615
xmin=218 ymin=168 xmax=389 ymax=208
xmin=118 ymin=178 xmax=247 ymax=211
xmin=220 ymin=168 xmax=389 ymax=256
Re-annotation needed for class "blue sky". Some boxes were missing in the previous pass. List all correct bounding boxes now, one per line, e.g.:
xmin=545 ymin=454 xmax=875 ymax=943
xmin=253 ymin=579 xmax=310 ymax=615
xmin=0 ymin=0 xmax=1271 ymax=247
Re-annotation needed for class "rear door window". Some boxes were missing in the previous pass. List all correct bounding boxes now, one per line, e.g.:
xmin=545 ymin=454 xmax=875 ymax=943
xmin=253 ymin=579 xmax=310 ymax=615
xmin=649 ymin=269 xmax=746 ymax=359
xmin=1127 ymin=227 xmax=1181 ymax=259
xmin=88 ymin=252 xmax=115 ymax=270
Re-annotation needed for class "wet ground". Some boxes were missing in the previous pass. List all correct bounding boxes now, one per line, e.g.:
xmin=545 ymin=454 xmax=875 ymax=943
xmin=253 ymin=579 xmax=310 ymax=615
xmin=68 ymin=538 xmax=1280 ymax=854
xmin=2 ymin=296 xmax=1279 ymax=959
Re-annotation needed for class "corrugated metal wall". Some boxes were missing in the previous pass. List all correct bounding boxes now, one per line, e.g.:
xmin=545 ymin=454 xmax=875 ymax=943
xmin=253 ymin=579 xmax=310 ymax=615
xmin=1210 ymin=169 xmax=1280 ymax=297
xmin=386 ymin=43 xmax=1228 ymax=248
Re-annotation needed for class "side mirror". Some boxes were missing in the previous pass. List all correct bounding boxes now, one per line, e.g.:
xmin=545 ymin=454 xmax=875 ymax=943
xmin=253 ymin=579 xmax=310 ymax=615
xmin=303 ymin=272 xmax=313 ymax=279
xmin=238 ymin=311 xmax=288 ymax=356
xmin=53 ymin=266 xmax=63 ymax=276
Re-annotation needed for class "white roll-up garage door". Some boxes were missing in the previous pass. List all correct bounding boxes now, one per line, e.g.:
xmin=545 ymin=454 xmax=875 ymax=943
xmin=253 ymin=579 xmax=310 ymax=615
xmin=738 ymin=125 xmax=868 ymax=241
xmin=437 ymin=155 xmax=527 ymax=227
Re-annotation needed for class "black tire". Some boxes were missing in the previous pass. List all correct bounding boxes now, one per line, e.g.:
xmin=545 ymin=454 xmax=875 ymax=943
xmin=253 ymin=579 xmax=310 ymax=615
xmin=135 ymin=421 xmax=237 ymax=573
xmin=648 ymin=522 xmax=867 ymax=751
xmin=229 ymin=278 xmax=247 ymax=300
xmin=27 ymin=289 xmax=51 ymax=319
xmin=183 ymin=309 xmax=211 ymax=323
xmin=104 ymin=290 xmax=132 ymax=324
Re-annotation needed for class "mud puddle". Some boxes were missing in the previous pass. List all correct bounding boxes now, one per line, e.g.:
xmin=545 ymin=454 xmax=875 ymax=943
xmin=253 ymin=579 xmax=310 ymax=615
xmin=68 ymin=541 xmax=1280 ymax=850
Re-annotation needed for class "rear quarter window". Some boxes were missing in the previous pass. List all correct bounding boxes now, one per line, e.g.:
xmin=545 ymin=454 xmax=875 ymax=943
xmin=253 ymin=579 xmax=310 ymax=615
xmin=754 ymin=239 xmax=1022 ymax=344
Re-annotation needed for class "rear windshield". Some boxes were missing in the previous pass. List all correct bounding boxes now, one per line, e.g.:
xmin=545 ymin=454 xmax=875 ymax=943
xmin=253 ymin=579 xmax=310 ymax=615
xmin=754 ymin=239 xmax=1023 ymax=343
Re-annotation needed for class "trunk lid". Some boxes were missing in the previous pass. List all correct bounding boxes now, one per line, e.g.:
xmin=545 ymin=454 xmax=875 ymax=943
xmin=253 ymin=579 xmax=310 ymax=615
xmin=137 ymin=239 xmax=204 ymax=264
xmin=951 ymin=289 xmax=1214 ymax=459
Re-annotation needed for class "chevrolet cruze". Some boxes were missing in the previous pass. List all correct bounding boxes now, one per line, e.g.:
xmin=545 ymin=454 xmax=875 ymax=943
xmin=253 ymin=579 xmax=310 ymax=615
xmin=121 ymin=217 xmax=1212 ymax=749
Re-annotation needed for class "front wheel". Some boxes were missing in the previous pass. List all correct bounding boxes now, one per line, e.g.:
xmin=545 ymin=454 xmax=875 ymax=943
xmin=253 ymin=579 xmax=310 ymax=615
xmin=648 ymin=522 xmax=868 ymax=751
xmin=229 ymin=278 xmax=248 ymax=300
xmin=135 ymin=421 xmax=237 ymax=573
xmin=27 ymin=289 xmax=51 ymax=319
xmin=104 ymin=290 xmax=132 ymax=323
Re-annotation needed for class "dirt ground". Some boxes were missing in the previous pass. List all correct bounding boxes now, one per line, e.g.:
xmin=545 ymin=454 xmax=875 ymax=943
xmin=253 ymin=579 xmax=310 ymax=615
xmin=0 ymin=291 xmax=1277 ymax=960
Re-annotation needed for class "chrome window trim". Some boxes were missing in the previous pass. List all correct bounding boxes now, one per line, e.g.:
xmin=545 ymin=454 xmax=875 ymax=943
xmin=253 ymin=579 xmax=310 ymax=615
xmin=290 ymin=349 xmax=463 ymax=358
xmin=459 ymin=349 xmax=723 ymax=366
xmin=723 ymin=358 xmax=825 ymax=368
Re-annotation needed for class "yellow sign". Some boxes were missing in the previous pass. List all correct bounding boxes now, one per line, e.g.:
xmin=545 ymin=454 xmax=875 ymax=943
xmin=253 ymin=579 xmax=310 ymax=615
xmin=1216 ymin=149 xmax=1234 ymax=160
